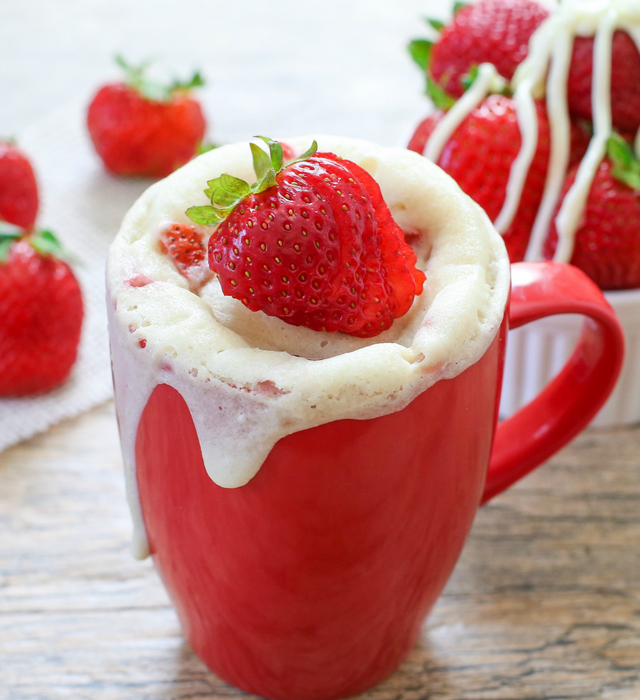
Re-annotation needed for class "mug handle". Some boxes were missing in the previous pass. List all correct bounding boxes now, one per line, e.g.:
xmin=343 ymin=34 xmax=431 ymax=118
xmin=482 ymin=262 xmax=625 ymax=504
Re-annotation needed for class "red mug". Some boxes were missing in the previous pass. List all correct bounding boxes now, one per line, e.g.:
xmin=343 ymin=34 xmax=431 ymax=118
xmin=121 ymin=261 xmax=623 ymax=700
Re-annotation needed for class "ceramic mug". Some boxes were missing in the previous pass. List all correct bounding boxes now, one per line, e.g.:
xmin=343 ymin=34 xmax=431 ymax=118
xmin=128 ymin=261 xmax=623 ymax=700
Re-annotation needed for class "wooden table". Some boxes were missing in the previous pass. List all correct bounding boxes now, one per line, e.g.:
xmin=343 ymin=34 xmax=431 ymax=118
xmin=1 ymin=402 xmax=639 ymax=699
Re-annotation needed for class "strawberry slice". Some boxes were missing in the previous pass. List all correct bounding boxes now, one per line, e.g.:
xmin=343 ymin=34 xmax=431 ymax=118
xmin=185 ymin=138 xmax=425 ymax=337
xmin=159 ymin=223 xmax=213 ymax=290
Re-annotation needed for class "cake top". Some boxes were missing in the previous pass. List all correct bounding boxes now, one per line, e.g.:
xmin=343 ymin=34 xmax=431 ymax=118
xmin=108 ymin=136 xmax=509 ymax=390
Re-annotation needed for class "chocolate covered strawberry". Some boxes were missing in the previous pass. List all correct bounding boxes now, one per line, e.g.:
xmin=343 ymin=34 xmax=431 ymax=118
xmin=87 ymin=56 xmax=207 ymax=177
xmin=0 ymin=141 xmax=38 ymax=229
xmin=185 ymin=138 xmax=425 ymax=337
xmin=568 ymin=30 xmax=640 ymax=134
xmin=409 ymin=0 xmax=548 ymax=101
xmin=408 ymin=94 xmax=551 ymax=262
xmin=0 ymin=225 xmax=83 ymax=395
xmin=544 ymin=135 xmax=640 ymax=290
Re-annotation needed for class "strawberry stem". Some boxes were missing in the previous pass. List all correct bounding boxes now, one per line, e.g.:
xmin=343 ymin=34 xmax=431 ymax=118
xmin=186 ymin=137 xmax=318 ymax=228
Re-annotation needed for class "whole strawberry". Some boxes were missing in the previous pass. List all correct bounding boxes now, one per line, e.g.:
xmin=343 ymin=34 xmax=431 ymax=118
xmin=409 ymin=0 xmax=548 ymax=101
xmin=0 ymin=225 xmax=83 ymax=395
xmin=185 ymin=138 xmax=425 ymax=338
xmin=0 ymin=141 xmax=39 ymax=229
xmin=568 ymin=30 xmax=640 ymax=134
xmin=408 ymin=94 xmax=551 ymax=262
xmin=87 ymin=56 xmax=206 ymax=177
xmin=544 ymin=135 xmax=640 ymax=290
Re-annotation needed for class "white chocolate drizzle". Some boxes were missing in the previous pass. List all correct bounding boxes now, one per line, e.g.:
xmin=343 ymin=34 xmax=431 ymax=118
xmin=421 ymin=0 xmax=640 ymax=263
xmin=425 ymin=63 xmax=505 ymax=163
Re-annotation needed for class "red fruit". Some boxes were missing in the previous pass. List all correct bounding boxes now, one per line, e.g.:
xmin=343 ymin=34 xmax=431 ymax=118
xmin=87 ymin=57 xmax=206 ymax=177
xmin=186 ymin=139 xmax=425 ymax=338
xmin=408 ymin=94 xmax=551 ymax=262
xmin=568 ymin=31 xmax=640 ymax=133
xmin=425 ymin=0 xmax=548 ymax=99
xmin=0 ymin=229 xmax=83 ymax=395
xmin=544 ymin=158 xmax=640 ymax=291
xmin=159 ymin=223 xmax=213 ymax=290
xmin=0 ymin=141 xmax=38 ymax=229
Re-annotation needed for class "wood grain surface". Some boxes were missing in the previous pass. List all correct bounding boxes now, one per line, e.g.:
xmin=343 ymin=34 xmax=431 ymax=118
xmin=1 ymin=402 xmax=638 ymax=699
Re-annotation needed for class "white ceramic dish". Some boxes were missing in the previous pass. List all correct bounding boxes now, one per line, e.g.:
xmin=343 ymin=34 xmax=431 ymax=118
xmin=500 ymin=286 xmax=640 ymax=427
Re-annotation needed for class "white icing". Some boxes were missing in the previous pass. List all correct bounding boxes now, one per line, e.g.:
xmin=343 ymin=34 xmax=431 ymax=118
xmin=554 ymin=8 xmax=616 ymax=262
xmin=422 ymin=0 xmax=640 ymax=264
xmin=107 ymin=136 xmax=511 ymax=559
xmin=424 ymin=63 xmax=505 ymax=163
xmin=525 ymin=18 xmax=574 ymax=261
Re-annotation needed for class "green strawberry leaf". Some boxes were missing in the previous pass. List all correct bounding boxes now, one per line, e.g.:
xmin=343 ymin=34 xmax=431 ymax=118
xmin=425 ymin=17 xmax=445 ymax=32
xmin=115 ymin=55 xmax=204 ymax=103
xmin=186 ymin=137 xmax=318 ymax=228
xmin=0 ymin=237 xmax=17 ymax=262
xmin=0 ymin=220 xmax=23 ymax=237
xmin=284 ymin=140 xmax=318 ymax=168
xmin=608 ymin=133 xmax=633 ymax=167
xmin=453 ymin=1 xmax=468 ymax=15
xmin=408 ymin=39 xmax=433 ymax=72
xmin=215 ymin=174 xmax=251 ymax=206
xmin=251 ymin=142 xmax=274 ymax=181
xmin=30 ymin=229 xmax=65 ymax=257
xmin=170 ymin=71 xmax=205 ymax=93
xmin=607 ymin=134 xmax=640 ymax=191
xmin=0 ymin=222 xmax=23 ymax=262
xmin=426 ymin=76 xmax=456 ymax=110
xmin=256 ymin=136 xmax=284 ymax=172
xmin=461 ymin=65 xmax=480 ymax=92
xmin=185 ymin=205 xmax=227 ymax=226
xmin=461 ymin=65 xmax=510 ymax=96
xmin=29 ymin=229 xmax=81 ymax=265
xmin=197 ymin=141 xmax=220 ymax=154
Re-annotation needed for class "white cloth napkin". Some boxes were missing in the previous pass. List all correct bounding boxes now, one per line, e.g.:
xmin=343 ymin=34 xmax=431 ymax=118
xmin=0 ymin=101 xmax=152 ymax=451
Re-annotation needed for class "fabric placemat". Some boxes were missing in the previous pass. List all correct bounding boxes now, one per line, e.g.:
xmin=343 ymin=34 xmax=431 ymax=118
xmin=0 ymin=101 xmax=152 ymax=451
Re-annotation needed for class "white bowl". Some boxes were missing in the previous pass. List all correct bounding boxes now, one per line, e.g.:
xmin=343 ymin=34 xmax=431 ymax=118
xmin=500 ymin=286 xmax=640 ymax=427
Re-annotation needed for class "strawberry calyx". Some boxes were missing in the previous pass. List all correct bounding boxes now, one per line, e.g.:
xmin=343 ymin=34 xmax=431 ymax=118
xmin=186 ymin=137 xmax=317 ymax=227
xmin=115 ymin=55 xmax=204 ymax=103
xmin=408 ymin=39 xmax=457 ymax=110
xmin=0 ymin=221 xmax=22 ymax=261
xmin=0 ymin=222 xmax=78 ymax=265
xmin=408 ymin=10 xmax=467 ymax=110
xmin=607 ymin=133 xmax=640 ymax=191
xmin=409 ymin=31 xmax=508 ymax=110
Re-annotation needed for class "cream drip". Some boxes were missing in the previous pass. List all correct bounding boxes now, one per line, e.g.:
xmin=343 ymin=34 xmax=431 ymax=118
xmin=421 ymin=0 xmax=640 ymax=263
